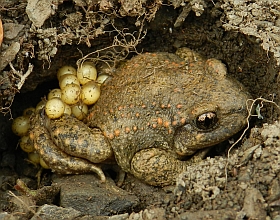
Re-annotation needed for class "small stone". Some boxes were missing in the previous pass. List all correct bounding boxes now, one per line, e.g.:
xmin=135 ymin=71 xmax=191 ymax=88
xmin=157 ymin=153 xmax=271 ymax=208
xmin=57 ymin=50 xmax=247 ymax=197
xmin=3 ymin=23 xmax=25 ymax=40
xmin=54 ymin=174 xmax=139 ymax=216
xmin=26 ymin=0 xmax=55 ymax=27
xmin=0 ymin=42 xmax=20 ymax=71
xmin=30 ymin=204 xmax=81 ymax=220
xmin=0 ymin=212 xmax=21 ymax=220
xmin=242 ymin=188 xmax=266 ymax=220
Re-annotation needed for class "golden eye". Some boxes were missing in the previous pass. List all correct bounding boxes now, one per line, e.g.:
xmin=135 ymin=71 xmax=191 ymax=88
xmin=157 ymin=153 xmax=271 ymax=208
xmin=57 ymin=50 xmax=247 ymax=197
xmin=195 ymin=112 xmax=218 ymax=130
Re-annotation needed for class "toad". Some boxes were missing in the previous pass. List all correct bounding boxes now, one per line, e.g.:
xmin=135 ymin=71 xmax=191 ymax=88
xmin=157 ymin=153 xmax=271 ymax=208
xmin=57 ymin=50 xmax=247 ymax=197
xmin=30 ymin=48 xmax=251 ymax=186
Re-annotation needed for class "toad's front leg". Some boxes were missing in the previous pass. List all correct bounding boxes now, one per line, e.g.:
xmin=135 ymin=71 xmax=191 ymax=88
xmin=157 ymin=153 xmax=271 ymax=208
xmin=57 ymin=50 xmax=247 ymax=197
xmin=131 ymin=148 xmax=204 ymax=186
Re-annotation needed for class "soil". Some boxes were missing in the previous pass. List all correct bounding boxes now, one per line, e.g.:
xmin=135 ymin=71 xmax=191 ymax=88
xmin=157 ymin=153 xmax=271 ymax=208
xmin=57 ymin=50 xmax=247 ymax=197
xmin=1 ymin=0 xmax=280 ymax=219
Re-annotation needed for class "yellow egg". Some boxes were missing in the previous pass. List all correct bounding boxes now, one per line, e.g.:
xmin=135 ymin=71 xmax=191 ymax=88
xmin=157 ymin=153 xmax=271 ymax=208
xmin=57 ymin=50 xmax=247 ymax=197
xmin=35 ymin=100 xmax=46 ymax=113
xmin=57 ymin=65 xmax=77 ymax=80
xmin=28 ymin=152 xmax=40 ymax=164
xmin=40 ymin=157 xmax=50 ymax=169
xmin=61 ymin=84 xmax=81 ymax=105
xmin=45 ymin=98 xmax=65 ymax=119
xmin=64 ymin=103 xmax=72 ymax=115
xmin=23 ymin=107 xmax=35 ymax=116
xmin=96 ymin=74 xmax=110 ymax=85
xmin=59 ymin=74 xmax=80 ymax=89
xmin=77 ymin=62 xmax=97 ymax=85
xmin=12 ymin=116 xmax=30 ymax=136
xmin=19 ymin=135 xmax=35 ymax=153
xmin=47 ymin=88 xmax=62 ymax=100
xmin=80 ymin=81 xmax=101 ymax=105
xmin=71 ymin=103 xmax=88 ymax=120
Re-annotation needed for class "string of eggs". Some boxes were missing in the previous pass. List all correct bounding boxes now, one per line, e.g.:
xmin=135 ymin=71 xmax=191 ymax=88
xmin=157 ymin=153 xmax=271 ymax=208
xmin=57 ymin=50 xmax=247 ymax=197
xmin=11 ymin=62 xmax=109 ymax=169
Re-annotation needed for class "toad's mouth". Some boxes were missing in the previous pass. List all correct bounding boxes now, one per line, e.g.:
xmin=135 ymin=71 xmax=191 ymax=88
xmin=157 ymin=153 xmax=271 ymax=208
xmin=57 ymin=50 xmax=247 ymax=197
xmin=176 ymin=136 xmax=238 ymax=161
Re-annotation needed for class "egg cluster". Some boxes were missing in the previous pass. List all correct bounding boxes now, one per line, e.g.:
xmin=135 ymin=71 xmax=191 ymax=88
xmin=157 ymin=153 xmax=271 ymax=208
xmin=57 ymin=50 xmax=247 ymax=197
xmin=46 ymin=62 xmax=108 ymax=120
xmin=12 ymin=62 xmax=109 ymax=169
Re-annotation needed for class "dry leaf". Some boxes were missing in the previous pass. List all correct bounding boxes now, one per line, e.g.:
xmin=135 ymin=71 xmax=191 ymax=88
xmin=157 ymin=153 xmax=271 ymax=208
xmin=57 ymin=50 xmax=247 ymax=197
xmin=0 ymin=19 xmax=3 ymax=47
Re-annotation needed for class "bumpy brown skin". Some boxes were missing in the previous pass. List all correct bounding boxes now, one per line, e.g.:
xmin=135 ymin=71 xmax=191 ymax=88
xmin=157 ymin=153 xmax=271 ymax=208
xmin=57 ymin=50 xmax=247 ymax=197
xmin=30 ymin=48 xmax=251 ymax=186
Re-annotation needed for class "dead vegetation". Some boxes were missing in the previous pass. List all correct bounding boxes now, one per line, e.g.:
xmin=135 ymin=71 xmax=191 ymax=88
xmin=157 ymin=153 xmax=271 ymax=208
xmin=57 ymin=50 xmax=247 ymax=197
xmin=76 ymin=19 xmax=147 ymax=72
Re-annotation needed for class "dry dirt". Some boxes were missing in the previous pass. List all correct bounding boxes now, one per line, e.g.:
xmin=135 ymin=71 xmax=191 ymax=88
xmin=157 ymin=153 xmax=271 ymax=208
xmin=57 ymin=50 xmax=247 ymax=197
xmin=1 ymin=0 xmax=280 ymax=219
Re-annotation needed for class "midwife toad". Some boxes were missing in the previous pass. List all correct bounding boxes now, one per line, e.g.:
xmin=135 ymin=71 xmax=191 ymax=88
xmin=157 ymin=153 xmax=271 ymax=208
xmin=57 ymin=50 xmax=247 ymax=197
xmin=30 ymin=48 xmax=251 ymax=186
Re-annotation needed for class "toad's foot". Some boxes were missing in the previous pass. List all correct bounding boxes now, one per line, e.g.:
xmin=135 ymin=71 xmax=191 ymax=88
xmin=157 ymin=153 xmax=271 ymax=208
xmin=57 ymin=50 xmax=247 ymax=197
xmin=131 ymin=148 xmax=202 ymax=186
xmin=30 ymin=123 xmax=106 ymax=182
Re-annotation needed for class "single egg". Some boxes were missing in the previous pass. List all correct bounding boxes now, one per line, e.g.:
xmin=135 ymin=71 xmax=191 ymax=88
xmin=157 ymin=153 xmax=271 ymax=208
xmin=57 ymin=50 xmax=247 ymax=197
xmin=19 ymin=135 xmax=35 ymax=153
xmin=28 ymin=152 xmax=40 ymax=164
xmin=45 ymin=98 xmax=65 ymax=119
xmin=96 ymin=74 xmax=110 ymax=85
xmin=23 ymin=107 xmax=35 ymax=116
xmin=77 ymin=62 xmax=97 ymax=85
xmin=57 ymin=65 xmax=77 ymax=80
xmin=40 ymin=157 xmax=50 ymax=169
xmin=71 ymin=103 xmax=88 ymax=120
xmin=47 ymin=88 xmax=62 ymax=100
xmin=35 ymin=100 xmax=46 ymax=113
xmin=59 ymin=74 xmax=80 ymax=89
xmin=12 ymin=116 xmax=30 ymax=136
xmin=80 ymin=81 xmax=101 ymax=105
xmin=64 ymin=103 xmax=72 ymax=115
xmin=61 ymin=84 xmax=81 ymax=105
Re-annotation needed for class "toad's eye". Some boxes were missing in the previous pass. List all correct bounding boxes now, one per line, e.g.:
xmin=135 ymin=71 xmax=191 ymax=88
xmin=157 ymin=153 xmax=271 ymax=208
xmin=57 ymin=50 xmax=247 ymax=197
xmin=195 ymin=112 xmax=218 ymax=130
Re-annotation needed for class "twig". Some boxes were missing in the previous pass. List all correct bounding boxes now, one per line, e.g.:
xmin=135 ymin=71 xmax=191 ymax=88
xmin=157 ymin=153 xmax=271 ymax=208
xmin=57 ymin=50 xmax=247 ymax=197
xmin=8 ymin=190 xmax=39 ymax=218
xmin=9 ymin=62 xmax=34 ymax=90
xmin=0 ymin=19 xmax=3 ymax=47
